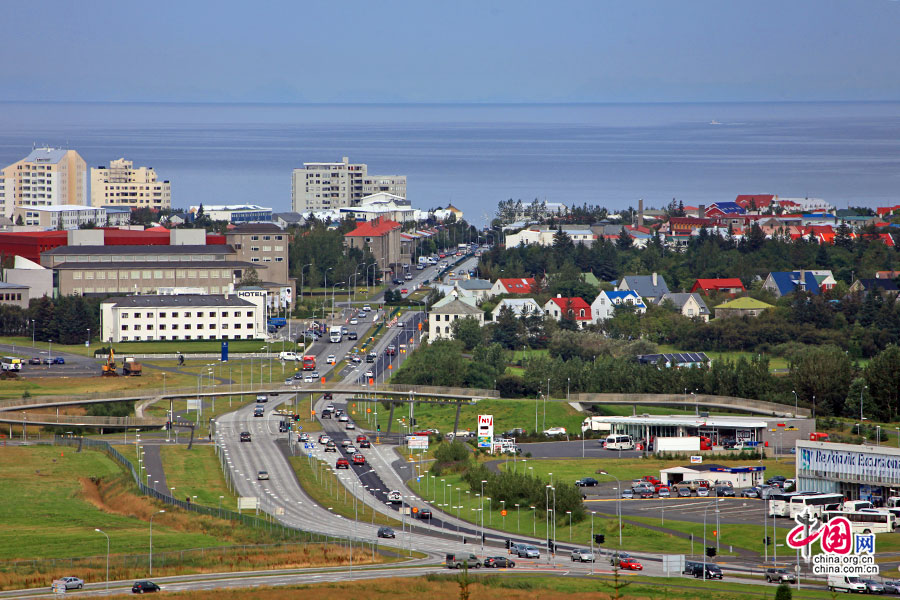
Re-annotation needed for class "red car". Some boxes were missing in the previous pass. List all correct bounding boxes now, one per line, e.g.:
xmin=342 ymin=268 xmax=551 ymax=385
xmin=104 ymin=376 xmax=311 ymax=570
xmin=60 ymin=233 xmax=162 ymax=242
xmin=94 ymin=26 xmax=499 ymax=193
xmin=336 ymin=458 xmax=350 ymax=469
xmin=400 ymin=288 xmax=408 ymax=294
xmin=619 ymin=558 xmax=643 ymax=571
xmin=639 ymin=489 xmax=654 ymax=499
xmin=642 ymin=475 xmax=660 ymax=485
xmin=352 ymin=453 xmax=366 ymax=465
xmin=356 ymin=435 xmax=368 ymax=444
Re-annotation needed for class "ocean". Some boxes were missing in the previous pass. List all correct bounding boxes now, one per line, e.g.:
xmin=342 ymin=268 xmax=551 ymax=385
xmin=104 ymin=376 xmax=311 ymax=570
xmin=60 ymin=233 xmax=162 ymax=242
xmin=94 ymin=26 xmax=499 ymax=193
xmin=0 ymin=101 xmax=898 ymax=225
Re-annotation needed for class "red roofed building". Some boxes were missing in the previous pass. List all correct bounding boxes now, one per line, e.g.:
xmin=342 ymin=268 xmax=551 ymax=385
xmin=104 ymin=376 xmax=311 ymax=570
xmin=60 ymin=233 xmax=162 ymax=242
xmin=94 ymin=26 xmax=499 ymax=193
xmin=668 ymin=217 xmax=713 ymax=234
xmin=735 ymin=195 xmax=775 ymax=211
xmin=490 ymin=277 xmax=536 ymax=297
xmin=343 ymin=216 xmax=402 ymax=274
xmin=543 ymin=296 xmax=592 ymax=328
xmin=690 ymin=278 xmax=746 ymax=296
xmin=876 ymin=206 xmax=900 ymax=217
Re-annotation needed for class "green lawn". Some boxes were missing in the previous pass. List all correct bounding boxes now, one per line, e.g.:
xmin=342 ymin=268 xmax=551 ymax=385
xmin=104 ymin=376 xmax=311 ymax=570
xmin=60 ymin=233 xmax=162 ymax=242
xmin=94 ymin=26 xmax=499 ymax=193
xmin=0 ymin=336 xmax=300 ymax=358
xmin=288 ymin=455 xmax=401 ymax=527
xmin=0 ymin=446 xmax=232 ymax=560
xmin=657 ymin=344 xmax=789 ymax=371
xmin=0 ymin=365 xmax=198 ymax=401
xmin=406 ymin=398 xmax=583 ymax=436
xmin=159 ymin=445 xmax=237 ymax=507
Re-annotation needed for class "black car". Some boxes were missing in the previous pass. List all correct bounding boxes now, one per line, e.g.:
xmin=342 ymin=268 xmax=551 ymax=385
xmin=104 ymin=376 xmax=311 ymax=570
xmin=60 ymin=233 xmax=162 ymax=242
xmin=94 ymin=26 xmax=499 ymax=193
xmin=359 ymin=439 xmax=371 ymax=448
xmin=392 ymin=278 xmax=403 ymax=285
xmin=576 ymin=477 xmax=599 ymax=487
xmin=348 ymin=332 xmax=358 ymax=340
xmin=292 ymin=372 xmax=304 ymax=380
xmin=377 ymin=526 xmax=395 ymax=538
xmin=693 ymin=564 xmax=723 ymax=579
xmin=766 ymin=476 xmax=786 ymax=485
xmin=132 ymin=581 xmax=160 ymax=593
xmin=505 ymin=428 xmax=527 ymax=438
xmin=484 ymin=556 xmax=515 ymax=568
xmin=239 ymin=431 xmax=251 ymax=442
xmin=716 ymin=486 xmax=735 ymax=497
xmin=278 ymin=421 xmax=290 ymax=433
xmin=418 ymin=509 xmax=433 ymax=520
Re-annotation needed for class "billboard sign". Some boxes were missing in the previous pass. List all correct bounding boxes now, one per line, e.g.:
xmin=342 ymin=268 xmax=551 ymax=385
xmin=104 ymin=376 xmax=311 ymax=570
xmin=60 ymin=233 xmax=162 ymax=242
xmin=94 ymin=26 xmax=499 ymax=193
xmin=477 ymin=414 xmax=494 ymax=449
xmin=407 ymin=435 xmax=429 ymax=449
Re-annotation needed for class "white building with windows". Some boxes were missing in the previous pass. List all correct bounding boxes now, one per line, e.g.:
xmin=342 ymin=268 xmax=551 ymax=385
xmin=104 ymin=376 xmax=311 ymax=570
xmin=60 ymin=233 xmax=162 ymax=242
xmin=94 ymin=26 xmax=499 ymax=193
xmin=591 ymin=290 xmax=647 ymax=323
xmin=100 ymin=293 xmax=266 ymax=343
xmin=292 ymin=157 xmax=406 ymax=212
xmin=11 ymin=205 xmax=130 ymax=229
xmin=90 ymin=158 xmax=171 ymax=210
xmin=428 ymin=297 xmax=483 ymax=341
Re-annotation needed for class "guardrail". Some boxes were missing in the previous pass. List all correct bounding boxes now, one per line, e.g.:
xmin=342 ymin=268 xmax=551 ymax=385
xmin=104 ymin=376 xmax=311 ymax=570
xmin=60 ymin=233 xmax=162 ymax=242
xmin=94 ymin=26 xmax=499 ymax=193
xmin=573 ymin=392 xmax=809 ymax=418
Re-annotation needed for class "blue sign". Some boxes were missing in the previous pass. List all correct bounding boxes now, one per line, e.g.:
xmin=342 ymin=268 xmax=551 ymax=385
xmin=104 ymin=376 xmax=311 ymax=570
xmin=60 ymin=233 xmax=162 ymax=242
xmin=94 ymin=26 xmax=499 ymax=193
xmin=221 ymin=341 xmax=229 ymax=362
xmin=298 ymin=426 xmax=303 ymax=430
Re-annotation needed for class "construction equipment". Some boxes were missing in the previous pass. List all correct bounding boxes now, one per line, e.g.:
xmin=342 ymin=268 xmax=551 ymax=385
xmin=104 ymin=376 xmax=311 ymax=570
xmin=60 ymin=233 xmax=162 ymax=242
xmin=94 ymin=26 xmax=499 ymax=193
xmin=122 ymin=356 xmax=142 ymax=376
xmin=101 ymin=349 xmax=118 ymax=376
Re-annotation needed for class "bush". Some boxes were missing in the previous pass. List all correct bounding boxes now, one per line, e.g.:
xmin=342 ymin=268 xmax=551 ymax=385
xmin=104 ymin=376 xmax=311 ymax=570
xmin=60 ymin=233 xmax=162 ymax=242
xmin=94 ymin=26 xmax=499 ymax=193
xmin=775 ymin=582 xmax=792 ymax=600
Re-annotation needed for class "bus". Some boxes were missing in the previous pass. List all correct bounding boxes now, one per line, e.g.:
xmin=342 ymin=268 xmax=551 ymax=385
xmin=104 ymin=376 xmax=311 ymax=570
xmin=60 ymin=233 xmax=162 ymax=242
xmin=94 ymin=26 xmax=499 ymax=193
xmin=1 ymin=357 xmax=22 ymax=371
xmin=605 ymin=434 xmax=635 ymax=451
xmin=302 ymin=355 xmax=316 ymax=371
xmin=329 ymin=326 xmax=342 ymax=343
xmin=769 ymin=492 xmax=817 ymax=517
xmin=789 ymin=493 xmax=844 ymax=519
xmin=823 ymin=510 xmax=894 ymax=535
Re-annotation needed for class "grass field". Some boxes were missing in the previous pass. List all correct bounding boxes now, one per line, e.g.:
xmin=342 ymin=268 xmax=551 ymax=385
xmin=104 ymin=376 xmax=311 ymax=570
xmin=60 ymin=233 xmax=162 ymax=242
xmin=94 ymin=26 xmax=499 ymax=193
xmin=405 ymin=398 xmax=583 ymax=437
xmin=656 ymin=344 xmax=789 ymax=371
xmin=497 ymin=457 xmax=797 ymax=485
xmin=0 ymin=368 xmax=197 ymax=401
xmin=0 ymin=336 xmax=301 ymax=358
xmin=158 ymin=445 xmax=237 ymax=507
xmin=288 ymin=455 xmax=402 ymax=528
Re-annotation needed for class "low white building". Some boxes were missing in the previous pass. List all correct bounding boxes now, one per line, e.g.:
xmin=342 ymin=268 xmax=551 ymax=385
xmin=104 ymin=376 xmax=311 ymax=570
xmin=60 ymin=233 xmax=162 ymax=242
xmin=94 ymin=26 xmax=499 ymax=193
xmin=428 ymin=297 xmax=483 ymax=341
xmin=491 ymin=298 xmax=542 ymax=320
xmin=100 ymin=293 xmax=266 ymax=343
xmin=505 ymin=226 xmax=596 ymax=248
xmin=591 ymin=290 xmax=646 ymax=322
xmin=455 ymin=279 xmax=493 ymax=303
xmin=339 ymin=192 xmax=417 ymax=223
xmin=11 ymin=205 xmax=129 ymax=229
xmin=189 ymin=204 xmax=272 ymax=224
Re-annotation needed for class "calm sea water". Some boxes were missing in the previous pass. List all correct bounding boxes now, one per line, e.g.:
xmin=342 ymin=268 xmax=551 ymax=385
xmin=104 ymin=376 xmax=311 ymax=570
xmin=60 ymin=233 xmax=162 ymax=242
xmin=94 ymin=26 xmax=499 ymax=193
xmin=0 ymin=101 xmax=898 ymax=225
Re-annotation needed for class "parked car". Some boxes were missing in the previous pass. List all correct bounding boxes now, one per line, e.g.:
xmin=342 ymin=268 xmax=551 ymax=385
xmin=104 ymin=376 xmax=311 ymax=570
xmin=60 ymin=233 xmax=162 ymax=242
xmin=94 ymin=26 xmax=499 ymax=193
xmin=618 ymin=558 xmax=643 ymax=571
xmin=677 ymin=487 xmax=692 ymax=497
xmin=484 ymin=556 xmax=515 ymax=568
xmin=517 ymin=545 xmax=540 ymax=559
xmin=571 ymin=549 xmax=595 ymax=562
xmin=621 ymin=489 xmax=635 ymax=499
xmin=696 ymin=487 xmax=710 ymax=497
xmin=576 ymin=477 xmax=599 ymax=487
xmin=741 ymin=488 xmax=760 ymax=498
xmin=336 ymin=458 xmax=350 ymax=469
xmin=54 ymin=577 xmax=84 ymax=590
xmin=239 ymin=431 xmax=251 ymax=442
xmin=862 ymin=579 xmax=885 ymax=594
xmin=53 ymin=357 xmax=65 ymax=364
xmin=28 ymin=357 xmax=41 ymax=365
xmin=639 ymin=489 xmax=654 ymax=499
xmin=658 ymin=487 xmax=671 ymax=498
xmin=543 ymin=427 xmax=567 ymax=436
xmin=766 ymin=568 xmax=796 ymax=583
xmin=881 ymin=580 xmax=900 ymax=594
xmin=716 ymin=486 xmax=735 ymax=498
xmin=446 ymin=552 xmax=481 ymax=569
xmin=132 ymin=581 xmax=161 ymax=593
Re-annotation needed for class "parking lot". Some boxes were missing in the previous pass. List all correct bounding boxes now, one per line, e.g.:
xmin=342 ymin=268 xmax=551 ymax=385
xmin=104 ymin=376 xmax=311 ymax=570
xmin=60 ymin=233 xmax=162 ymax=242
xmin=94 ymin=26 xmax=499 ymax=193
xmin=519 ymin=440 xmax=643 ymax=459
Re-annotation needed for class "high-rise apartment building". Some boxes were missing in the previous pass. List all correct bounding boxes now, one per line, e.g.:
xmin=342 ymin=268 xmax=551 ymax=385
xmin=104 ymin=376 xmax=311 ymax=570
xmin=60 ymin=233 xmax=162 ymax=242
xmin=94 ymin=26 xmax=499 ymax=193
xmin=90 ymin=158 xmax=171 ymax=210
xmin=0 ymin=147 xmax=87 ymax=217
xmin=291 ymin=156 xmax=406 ymax=212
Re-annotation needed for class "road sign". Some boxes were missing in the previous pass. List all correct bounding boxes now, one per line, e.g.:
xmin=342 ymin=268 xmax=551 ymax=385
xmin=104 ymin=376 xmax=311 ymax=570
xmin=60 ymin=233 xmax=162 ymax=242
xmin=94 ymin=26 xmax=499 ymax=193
xmin=690 ymin=455 xmax=703 ymax=464
xmin=298 ymin=426 xmax=303 ymax=430
xmin=501 ymin=509 xmax=507 ymax=516
xmin=407 ymin=435 xmax=429 ymax=449
xmin=238 ymin=497 xmax=259 ymax=511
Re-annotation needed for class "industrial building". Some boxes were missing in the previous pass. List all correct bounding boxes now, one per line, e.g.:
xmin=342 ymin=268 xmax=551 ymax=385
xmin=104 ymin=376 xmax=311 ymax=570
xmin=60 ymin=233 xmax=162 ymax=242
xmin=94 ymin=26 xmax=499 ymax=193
xmin=796 ymin=440 xmax=900 ymax=503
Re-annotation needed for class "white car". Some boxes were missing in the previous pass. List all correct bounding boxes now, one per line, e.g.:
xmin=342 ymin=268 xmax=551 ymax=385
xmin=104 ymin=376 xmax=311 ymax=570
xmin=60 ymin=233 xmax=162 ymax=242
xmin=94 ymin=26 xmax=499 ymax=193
xmin=363 ymin=305 xmax=372 ymax=311
xmin=326 ymin=355 xmax=336 ymax=364
xmin=543 ymin=427 xmax=567 ymax=436
xmin=365 ymin=370 xmax=374 ymax=379
xmin=304 ymin=374 xmax=314 ymax=383
xmin=346 ymin=445 xmax=358 ymax=454
xmin=350 ymin=318 xmax=358 ymax=325
xmin=346 ymin=422 xmax=356 ymax=430
xmin=338 ymin=414 xmax=349 ymax=422
xmin=54 ymin=577 xmax=84 ymax=590
xmin=341 ymin=439 xmax=352 ymax=447
xmin=257 ymin=470 xmax=269 ymax=480
xmin=279 ymin=351 xmax=299 ymax=361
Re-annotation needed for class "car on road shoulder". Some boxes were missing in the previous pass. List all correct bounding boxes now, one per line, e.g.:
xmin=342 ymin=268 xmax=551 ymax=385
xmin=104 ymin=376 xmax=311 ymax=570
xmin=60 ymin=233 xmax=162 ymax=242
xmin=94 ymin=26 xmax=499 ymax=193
xmin=132 ymin=581 xmax=160 ymax=593
xmin=239 ymin=431 xmax=251 ymax=442
xmin=54 ymin=577 xmax=84 ymax=590
xmin=53 ymin=357 xmax=65 ymax=364
xmin=336 ymin=458 xmax=350 ymax=469
xmin=484 ymin=556 xmax=515 ymax=568
xmin=257 ymin=470 xmax=269 ymax=480
xmin=571 ymin=549 xmax=594 ymax=562
xmin=575 ymin=477 xmax=599 ymax=487
xmin=377 ymin=526 xmax=395 ymax=538
xmin=326 ymin=355 xmax=336 ymax=364
xmin=348 ymin=332 xmax=358 ymax=340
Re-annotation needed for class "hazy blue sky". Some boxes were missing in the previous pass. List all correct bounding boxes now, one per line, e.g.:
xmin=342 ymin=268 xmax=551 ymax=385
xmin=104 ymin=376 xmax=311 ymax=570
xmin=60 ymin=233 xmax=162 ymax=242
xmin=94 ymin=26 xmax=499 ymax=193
xmin=2 ymin=0 xmax=898 ymax=103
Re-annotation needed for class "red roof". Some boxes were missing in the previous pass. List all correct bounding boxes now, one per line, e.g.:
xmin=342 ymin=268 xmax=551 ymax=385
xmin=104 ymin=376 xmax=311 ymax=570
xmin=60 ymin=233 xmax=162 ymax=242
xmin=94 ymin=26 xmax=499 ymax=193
xmin=547 ymin=297 xmax=592 ymax=320
xmin=735 ymin=195 xmax=775 ymax=209
xmin=877 ymin=206 xmax=900 ymax=216
xmin=496 ymin=278 xmax=535 ymax=294
xmin=344 ymin=217 xmax=401 ymax=237
xmin=690 ymin=278 xmax=746 ymax=293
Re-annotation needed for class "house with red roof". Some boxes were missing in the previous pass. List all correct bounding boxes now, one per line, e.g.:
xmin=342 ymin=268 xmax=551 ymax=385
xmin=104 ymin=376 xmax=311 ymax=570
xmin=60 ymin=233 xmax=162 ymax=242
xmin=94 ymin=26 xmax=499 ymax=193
xmin=876 ymin=205 xmax=900 ymax=217
xmin=690 ymin=278 xmax=746 ymax=296
xmin=343 ymin=216 xmax=402 ymax=274
xmin=543 ymin=295 xmax=592 ymax=329
xmin=489 ymin=277 xmax=536 ymax=297
xmin=734 ymin=195 xmax=775 ymax=211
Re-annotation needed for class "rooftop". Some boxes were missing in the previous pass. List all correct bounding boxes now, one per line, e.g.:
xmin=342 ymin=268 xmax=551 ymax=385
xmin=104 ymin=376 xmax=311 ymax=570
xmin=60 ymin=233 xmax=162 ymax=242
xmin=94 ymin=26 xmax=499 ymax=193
xmin=104 ymin=294 xmax=253 ymax=308
xmin=21 ymin=147 xmax=70 ymax=164
xmin=15 ymin=205 xmax=103 ymax=213
xmin=430 ymin=298 xmax=483 ymax=316
xmin=53 ymin=260 xmax=263 ymax=270
xmin=45 ymin=244 xmax=233 ymax=256
xmin=714 ymin=297 xmax=774 ymax=310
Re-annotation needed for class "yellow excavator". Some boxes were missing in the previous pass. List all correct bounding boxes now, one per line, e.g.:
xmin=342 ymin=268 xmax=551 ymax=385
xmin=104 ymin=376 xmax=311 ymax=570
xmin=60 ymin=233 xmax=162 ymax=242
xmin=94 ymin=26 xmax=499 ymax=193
xmin=101 ymin=348 xmax=118 ymax=376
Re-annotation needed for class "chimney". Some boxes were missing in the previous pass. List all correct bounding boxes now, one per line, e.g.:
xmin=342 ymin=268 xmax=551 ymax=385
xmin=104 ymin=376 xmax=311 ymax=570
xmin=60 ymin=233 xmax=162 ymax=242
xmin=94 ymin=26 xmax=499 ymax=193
xmin=638 ymin=199 xmax=644 ymax=229
xmin=557 ymin=293 xmax=562 ymax=298
xmin=652 ymin=272 xmax=658 ymax=287
xmin=698 ymin=204 xmax=706 ymax=218
xmin=798 ymin=269 xmax=806 ymax=292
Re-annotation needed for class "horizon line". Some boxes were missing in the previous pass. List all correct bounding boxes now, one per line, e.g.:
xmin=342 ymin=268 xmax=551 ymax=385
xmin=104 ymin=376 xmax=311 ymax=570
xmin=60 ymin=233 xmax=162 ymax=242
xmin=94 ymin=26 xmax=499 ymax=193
xmin=1 ymin=99 xmax=900 ymax=107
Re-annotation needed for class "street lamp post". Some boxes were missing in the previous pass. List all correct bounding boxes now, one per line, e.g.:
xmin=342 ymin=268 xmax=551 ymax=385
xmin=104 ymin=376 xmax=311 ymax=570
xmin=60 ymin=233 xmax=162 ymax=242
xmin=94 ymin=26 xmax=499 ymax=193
xmin=95 ymin=528 xmax=110 ymax=591
xmin=480 ymin=480 xmax=487 ymax=555
xmin=598 ymin=470 xmax=623 ymax=546
xmin=31 ymin=319 xmax=35 ymax=347
xmin=149 ymin=510 xmax=165 ymax=575
xmin=299 ymin=263 xmax=313 ymax=304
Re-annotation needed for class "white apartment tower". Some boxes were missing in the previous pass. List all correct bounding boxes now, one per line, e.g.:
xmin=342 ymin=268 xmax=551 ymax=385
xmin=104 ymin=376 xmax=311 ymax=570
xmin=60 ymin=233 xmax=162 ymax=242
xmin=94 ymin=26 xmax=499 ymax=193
xmin=0 ymin=147 xmax=87 ymax=217
xmin=90 ymin=158 xmax=171 ymax=210
xmin=291 ymin=156 xmax=406 ymax=212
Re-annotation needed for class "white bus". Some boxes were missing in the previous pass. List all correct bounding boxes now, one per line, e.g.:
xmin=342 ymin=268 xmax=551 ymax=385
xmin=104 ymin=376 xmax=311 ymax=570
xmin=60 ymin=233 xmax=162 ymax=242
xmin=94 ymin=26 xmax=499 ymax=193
xmin=1 ymin=357 xmax=22 ymax=371
xmin=769 ymin=492 xmax=817 ymax=517
xmin=329 ymin=326 xmax=342 ymax=343
xmin=823 ymin=510 xmax=894 ymax=535
xmin=605 ymin=434 xmax=635 ymax=451
xmin=789 ymin=493 xmax=844 ymax=519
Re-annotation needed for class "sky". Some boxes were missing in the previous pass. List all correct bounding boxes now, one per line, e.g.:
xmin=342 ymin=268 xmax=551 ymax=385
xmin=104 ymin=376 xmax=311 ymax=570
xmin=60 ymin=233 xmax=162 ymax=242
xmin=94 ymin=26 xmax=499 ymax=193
xmin=1 ymin=0 xmax=899 ymax=103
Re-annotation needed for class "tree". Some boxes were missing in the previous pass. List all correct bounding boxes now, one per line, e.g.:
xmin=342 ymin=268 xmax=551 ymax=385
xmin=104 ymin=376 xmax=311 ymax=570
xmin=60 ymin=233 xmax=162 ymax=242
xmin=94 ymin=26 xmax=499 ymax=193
xmin=746 ymin=223 xmax=765 ymax=251
xmin=492 ymin=304 xmax=524 ymax=349
xmin=14 ymin=215 xmax=24 ymax=226
xmin=552 ymin=227 xmax=574 ymax=254
xmin=834 ymin=221 xmax=853 ymax=249
xmin=451 ymin=317 xmax=484 ymax=350
xmin=616 ymin=227 xmax=633 ymax=250
xmin=865 ymin=345 xmax=900 ymax=422
xmin=239 ymin=267 xmax=262 ymax=287
xmin=774 ymin=582 xmax=792 ymax=600
xmin=843 ymin=377 xmax=881 ymax=421
xmin=790 ymin=345 xmax=853 ymax=417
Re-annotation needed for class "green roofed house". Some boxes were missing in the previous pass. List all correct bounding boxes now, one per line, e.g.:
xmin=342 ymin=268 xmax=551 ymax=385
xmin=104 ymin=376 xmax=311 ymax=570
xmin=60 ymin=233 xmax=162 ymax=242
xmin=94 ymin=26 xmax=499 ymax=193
xmin=581 ymin=272 xmax=601 ymax=287
xmin=714 ymin=297 xmax=774 ymax=319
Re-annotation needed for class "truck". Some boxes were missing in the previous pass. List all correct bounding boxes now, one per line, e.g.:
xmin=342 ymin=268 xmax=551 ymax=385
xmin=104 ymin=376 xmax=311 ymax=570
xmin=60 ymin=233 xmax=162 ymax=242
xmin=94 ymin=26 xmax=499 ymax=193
xmin=655 ymin=436 xmax=702 ymax=452
xmin=302 ymin=355 xmax=316 ymax=371
xmin=329 ymin=325 xmax=342 ymax=343
xmin=418 ymin=256 xmax=428 ymax=265
xmin=581 ymin=416 xmax=612 ymax=434
xmin=267 ymin=317 xmax=287 ymax=329
xmin=122 ymin=357 xmax=142 ymax=376
xmin=827 ymin=574 xmax=867 ymax=593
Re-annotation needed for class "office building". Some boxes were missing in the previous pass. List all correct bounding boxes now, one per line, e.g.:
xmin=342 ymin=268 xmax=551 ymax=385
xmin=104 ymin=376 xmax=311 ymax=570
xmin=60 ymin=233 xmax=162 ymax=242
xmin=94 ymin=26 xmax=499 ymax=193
xmin=796 ymin=440 xmax=900 ymax=502
xmin=1 ymin=147 xmax=87 ymax=216
xmin=224 ymin=223 xmax=294 ymax=306
xmin=292 ymin=157 xmax=406 ymax=212
xmin=343 ymin=217 xmax=401 ymax=274
xmin=188 ymin=204 xmax=272 ymax=224
xmin=12 ymin=205 xmax=130 ymax=229
xmin=100 ymin=293 xmax=265 ymax=342
xmin=90 ymin=158 xmax=171 ymax=210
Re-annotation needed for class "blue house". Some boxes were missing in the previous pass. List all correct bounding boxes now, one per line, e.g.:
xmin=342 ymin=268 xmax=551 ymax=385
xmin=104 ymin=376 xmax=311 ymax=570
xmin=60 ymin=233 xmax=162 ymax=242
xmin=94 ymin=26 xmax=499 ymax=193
xmin=762 ymin=270 xmax=836 ymax=298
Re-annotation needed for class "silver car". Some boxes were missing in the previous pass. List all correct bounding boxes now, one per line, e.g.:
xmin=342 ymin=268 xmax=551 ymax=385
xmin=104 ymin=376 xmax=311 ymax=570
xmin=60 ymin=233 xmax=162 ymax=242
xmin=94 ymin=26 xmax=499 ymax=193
xmin=696 ymin=487 xmax=710 ymax=497
xmin=571 ymin=549 xmax=595 ymax=562
xmin=55 ymin=577 xmax=84 ymax=590
xmin=517 ymin=545 xmax=540 ymax=559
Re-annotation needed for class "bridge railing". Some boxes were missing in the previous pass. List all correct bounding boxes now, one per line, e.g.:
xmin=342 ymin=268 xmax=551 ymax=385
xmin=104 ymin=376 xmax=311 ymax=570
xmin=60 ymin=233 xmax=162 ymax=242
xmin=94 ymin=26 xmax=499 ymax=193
xmin=572 ymin=392 xmax=809 ymax=417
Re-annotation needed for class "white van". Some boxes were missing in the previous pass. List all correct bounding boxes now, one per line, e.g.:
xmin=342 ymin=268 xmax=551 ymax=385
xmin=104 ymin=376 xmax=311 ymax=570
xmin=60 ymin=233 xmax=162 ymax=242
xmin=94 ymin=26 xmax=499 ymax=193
xmin=843 ymin=500 xmax=873 ymax=512
xmin=279 ymin=351 xmax=299 ymax=361
xmin=827 ymin=574 xmax=866 ymax=593
xmin=605 ymin=435 xmax=635 ymax=450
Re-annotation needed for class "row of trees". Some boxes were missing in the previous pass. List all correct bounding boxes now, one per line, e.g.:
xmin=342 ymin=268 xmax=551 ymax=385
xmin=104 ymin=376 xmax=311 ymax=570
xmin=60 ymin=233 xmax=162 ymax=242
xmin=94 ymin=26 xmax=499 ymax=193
xmin=0 ymin=296 xmax=99 ymax=345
